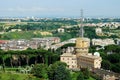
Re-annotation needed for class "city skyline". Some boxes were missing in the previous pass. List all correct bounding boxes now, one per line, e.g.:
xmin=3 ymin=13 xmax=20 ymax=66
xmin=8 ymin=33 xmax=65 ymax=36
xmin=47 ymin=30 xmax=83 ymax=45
xmin=0 ymin=0 xmax=120 ymax=18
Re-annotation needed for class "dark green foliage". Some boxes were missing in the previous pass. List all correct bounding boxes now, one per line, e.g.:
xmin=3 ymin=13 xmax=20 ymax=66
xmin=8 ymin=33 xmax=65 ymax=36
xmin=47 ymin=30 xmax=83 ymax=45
xmin=91 ymin=44 xmax=120 ymax=73
xmin=54 ymin=65 xmax=71 ymax=80
xmin=102 ymin=60 xmax=111 ymax=70
xmin=105 ymin=44 xmax=120 ymax=53
xmin=90 ymin=73 xmax=101 ymax=80
xmin=111 ymin=63 xmax=120 ymax=73
xmin=31 ymin=64 xmax=48 ymax=79
xmin=81 ymin=68 xmax=90 ymax=79
xmin=0 ymin=49 xmax=60 ymax=68
xmin=48 ymin=61 xmax=71 ymax=80
xmin=0 ymin=26 xmax=4 ymax=31
xmin=77 ymin=72 xmax=84 ymax=80
xmin=107 ymin=54 xmax=120 ymax=63
xmin=61 ymin=43 xmax=75 ymax=49
xmin=84 ymin=26 xmax=99 ymax=39
xmin=109 ymin=35 xmax=119 ymax=38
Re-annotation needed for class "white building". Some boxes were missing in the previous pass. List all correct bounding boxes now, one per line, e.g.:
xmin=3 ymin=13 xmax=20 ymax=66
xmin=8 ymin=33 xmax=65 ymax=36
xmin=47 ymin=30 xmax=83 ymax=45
xmin=116 ymin=39 xmax=120 ymax=45
xmin=58 ymin=28 xmax=65 ymax=33
xmin=95 ymin=28 xmax=103 ymax=35
xmin=92 ymin=39 xmax=115 ymax=46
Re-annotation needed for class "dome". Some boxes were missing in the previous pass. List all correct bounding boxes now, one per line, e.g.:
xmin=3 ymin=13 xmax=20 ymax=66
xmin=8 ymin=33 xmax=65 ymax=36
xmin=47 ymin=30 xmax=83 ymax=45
xmin=94 ymin=52 xmax=100 ymax=57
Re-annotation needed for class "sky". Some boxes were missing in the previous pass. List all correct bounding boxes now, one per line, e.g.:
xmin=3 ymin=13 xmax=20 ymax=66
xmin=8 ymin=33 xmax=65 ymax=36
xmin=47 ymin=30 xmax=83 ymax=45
xmin=0 ymin=0 xmax=120 ymax=18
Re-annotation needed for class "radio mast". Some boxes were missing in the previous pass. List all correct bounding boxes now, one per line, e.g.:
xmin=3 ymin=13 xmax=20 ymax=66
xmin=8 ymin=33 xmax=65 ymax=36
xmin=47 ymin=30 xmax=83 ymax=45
xmin=79 ymin=9 xmax=84 ymax=38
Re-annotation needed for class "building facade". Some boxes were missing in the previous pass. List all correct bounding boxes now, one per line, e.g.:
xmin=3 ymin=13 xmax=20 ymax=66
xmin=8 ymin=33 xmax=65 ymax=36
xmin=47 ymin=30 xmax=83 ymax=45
xmin=92 ymin=39 xmax=115 ymax=46
xmin=60 ymin=37 xmax=102 ymax=70
xmin=60 ymin=53 xmax=77 ymax=69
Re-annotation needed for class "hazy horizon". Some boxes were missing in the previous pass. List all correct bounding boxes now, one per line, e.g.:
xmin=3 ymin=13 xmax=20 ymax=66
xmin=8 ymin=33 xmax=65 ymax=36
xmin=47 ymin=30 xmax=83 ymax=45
xmin=0 ymin=0 xmax=120 ymax=18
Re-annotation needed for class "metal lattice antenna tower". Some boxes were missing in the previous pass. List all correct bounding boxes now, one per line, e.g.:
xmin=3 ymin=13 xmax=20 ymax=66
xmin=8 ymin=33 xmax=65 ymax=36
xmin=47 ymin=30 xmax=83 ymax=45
xmin=79 ymin=9 xmax=84 ymax=38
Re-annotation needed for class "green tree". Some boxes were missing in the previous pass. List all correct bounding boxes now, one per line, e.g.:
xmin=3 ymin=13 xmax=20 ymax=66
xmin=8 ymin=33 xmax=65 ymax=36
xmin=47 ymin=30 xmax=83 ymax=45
xmin=81 ymin=68 xmax=90 ymax=79
xmin=48 ymin=61 xmax=69 ymax=80
xmin=31 ymin=64 xmax=48 ymax=79
xmin=77 ymin=72 xmax=84 ymax=80
xmin=102 ymin=60 xmax=111 ymax=70
xmin=54 ymin=65 xmax=71 ymax=80
xmin=104 ymin=44 xmax=118 ymax=52
xmin=111 ymin=63 xmax=120 ymax=73
xmin=61 ymin=43 xmax=75 ymax=49
xmin=107 ymin=54 xmax=120 ymax=63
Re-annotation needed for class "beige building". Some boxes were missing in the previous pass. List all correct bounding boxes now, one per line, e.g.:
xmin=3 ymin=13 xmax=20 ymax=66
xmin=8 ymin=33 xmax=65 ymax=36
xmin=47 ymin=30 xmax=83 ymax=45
xmin=75 ymin=38 xmax=89 ymax=56
xmin=79 ymin=54 xmax=102 ymax=69
xmin=60 ymin=37 xmax=102 ymax=70
xmin=60 ymin=53 xmax=77 ymax=69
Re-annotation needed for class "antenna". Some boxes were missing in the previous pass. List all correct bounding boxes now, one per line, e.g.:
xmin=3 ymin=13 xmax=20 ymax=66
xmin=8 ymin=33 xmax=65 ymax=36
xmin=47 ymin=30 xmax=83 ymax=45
xmin=79 ymin=9 xmax=84 ymax=38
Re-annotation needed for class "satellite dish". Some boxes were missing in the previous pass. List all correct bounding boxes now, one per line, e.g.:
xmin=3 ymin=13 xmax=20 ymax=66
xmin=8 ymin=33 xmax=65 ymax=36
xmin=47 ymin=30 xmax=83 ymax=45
xmin=94 ymin=52 xmax=100 ymax=57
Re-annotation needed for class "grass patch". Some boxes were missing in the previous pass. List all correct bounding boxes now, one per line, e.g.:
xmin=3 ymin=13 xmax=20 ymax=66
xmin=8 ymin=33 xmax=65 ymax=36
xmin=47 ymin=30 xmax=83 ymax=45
xmin=71 ymin=71 xmax=95 ymax=80
xmin=0 ymin=72 xmax=40 ymax=80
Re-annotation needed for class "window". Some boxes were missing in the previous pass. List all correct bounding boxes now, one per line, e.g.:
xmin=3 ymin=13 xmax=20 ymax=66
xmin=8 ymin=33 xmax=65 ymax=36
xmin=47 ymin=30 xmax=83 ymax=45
xmin=67 ymin=65 xmax=69 ymax=67
xmin=96 ymin=62 xmax=98 ymax=64
xmin=72 ymin=65 xmax=74 ymax=68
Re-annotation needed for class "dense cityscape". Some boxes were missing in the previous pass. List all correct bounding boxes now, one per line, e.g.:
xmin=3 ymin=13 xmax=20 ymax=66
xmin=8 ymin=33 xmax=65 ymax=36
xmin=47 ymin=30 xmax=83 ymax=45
xmin=0 ymin=17 xmax=120 ymax=80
